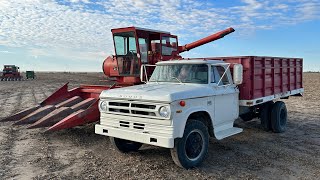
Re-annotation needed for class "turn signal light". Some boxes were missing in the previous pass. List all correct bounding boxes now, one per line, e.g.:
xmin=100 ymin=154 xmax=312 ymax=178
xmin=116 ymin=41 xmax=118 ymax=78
xmin=179 ymin=101 xmax=186 ymax=107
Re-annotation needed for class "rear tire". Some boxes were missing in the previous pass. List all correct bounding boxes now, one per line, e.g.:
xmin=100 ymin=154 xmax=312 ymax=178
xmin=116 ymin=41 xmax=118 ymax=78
xmin=110 ymin=137 xmax=142 ymax=153
xmin=271 ymin=101 xmax=287 ymax=133
xmin=170 ymin=120 xmax=209 ymax=169
xmin=260 ymin=101 xmax=274 ymax=131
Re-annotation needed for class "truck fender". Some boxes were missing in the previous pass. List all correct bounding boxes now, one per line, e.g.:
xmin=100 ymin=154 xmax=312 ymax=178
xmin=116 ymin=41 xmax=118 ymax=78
xmin=172 ymin=107 xmax=214 ymax=138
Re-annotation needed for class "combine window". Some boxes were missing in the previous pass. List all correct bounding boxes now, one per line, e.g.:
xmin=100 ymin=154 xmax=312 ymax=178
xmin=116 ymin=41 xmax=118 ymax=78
xmin=114 ymin=32 xmax=137 ymax=55
xmin=138 ymin=38 xmax=148 ymax=63
xmin=113 ymin=31 xmax=139 ymax=76
xmin=161 ymin=36 xmax=177 ymax=56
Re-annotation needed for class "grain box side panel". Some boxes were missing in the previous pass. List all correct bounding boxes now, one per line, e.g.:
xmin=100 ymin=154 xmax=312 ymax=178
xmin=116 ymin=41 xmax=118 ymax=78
xmin=211 ymin=56 xmax=303 ymax=101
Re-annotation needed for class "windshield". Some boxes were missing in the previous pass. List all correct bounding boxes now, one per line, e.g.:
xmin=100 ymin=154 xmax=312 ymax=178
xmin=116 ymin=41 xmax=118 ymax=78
xmin=149 ymin=64 xmax=208 ymax=84
xmin=114 ymin=32 xmax=137 ymax=55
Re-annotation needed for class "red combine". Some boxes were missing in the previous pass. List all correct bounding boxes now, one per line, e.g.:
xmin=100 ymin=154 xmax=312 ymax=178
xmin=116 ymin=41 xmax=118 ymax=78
xmin=1 ymin=27 xmax=235 ymax=131
xmin=1 ymin=65 xmax=23 ymax=81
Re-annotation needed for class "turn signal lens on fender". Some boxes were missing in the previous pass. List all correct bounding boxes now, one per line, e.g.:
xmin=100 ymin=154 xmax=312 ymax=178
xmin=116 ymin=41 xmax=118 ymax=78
xmin=179 ymin=101 xmax=186 ymax=107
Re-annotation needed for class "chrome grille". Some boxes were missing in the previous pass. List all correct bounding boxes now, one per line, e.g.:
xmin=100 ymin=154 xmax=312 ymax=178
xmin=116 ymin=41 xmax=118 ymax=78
xmin=106 ymin=100 xmax=167 ymax=119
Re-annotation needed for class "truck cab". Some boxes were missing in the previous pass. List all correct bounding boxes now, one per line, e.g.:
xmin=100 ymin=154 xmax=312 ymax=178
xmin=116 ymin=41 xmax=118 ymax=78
xmin=95 ymin=59 xmax=244 ymax=168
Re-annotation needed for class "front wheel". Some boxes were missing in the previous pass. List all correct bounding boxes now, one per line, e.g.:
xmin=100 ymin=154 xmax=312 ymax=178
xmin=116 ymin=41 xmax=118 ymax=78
xmin=170 ymin=120 xmax=209 ymax=169
xmin=110 ymin=137 xmax=143 ymax=153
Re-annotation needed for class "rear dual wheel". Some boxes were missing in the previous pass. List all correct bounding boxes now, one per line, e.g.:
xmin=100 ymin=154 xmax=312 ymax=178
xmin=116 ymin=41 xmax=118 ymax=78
xmin=260 ymin=101 xmax=287 ymax=133
xmin=271 ymin=101 xmax=287 ymax=133
xmin=260 ymin=101 xmax=274 ymax=131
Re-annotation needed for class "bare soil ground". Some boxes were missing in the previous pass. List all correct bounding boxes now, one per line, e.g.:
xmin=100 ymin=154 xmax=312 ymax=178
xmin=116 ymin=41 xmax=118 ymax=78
xmin=0 ymin=72 xmax=319 ymax=180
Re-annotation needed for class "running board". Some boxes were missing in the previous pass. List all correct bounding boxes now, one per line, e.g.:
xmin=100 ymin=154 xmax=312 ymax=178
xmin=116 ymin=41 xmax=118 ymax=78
xmin=214 ymin=127 xmax=243 ymax=140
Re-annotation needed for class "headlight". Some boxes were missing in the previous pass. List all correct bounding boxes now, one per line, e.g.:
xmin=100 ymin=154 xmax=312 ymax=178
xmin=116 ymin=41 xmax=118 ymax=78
xmin=159 ymin=106 xmax=170 ymax=118
xmin=99 ymin=100 xmax=108 ymax=111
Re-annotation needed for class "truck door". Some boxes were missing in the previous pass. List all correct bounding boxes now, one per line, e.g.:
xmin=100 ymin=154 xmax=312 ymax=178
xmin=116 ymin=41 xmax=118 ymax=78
xmin=210 ymin=64 xmax=239 ymax=125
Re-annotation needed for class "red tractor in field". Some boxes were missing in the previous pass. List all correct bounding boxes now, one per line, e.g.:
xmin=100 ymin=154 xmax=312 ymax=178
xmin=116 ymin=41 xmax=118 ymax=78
xmin=1 ymin=27 xmax=235 ymax=130
xmin=1 ymin=65 xmax=23 ymax=81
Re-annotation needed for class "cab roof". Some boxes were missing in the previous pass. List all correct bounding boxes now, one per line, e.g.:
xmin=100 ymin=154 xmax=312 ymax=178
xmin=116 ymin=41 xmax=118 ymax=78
xmin=156 ymin=59 xmax=226 ymax=65
xmin=111 ymin=26 xmax=170 ymax=34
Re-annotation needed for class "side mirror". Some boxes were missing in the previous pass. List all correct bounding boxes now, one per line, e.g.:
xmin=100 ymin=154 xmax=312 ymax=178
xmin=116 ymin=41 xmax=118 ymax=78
xmin=140 ymin=65 xmax=146 ymax=83
xmin=233 ymin=64 xmax=243 ymax=85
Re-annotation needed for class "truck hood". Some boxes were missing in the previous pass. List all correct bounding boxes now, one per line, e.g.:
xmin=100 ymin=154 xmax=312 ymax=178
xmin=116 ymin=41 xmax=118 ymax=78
xmin=100 ymin=83 xmax=213 ymax=102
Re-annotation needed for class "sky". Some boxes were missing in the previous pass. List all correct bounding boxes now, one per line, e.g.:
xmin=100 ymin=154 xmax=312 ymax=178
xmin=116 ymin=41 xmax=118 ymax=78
xmin=0 ymin=0 xmax=319 ymax=72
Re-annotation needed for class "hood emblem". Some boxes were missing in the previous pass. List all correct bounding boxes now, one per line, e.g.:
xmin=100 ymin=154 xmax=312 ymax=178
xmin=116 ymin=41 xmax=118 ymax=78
xmin=119 ymin=94 xmax=142 ymax=99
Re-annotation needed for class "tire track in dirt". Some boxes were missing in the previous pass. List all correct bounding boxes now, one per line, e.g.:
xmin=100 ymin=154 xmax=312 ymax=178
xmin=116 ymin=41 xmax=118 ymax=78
xmin=0 ymin=88 xmax=25 ymax=179
xmin=31 ymin=87 xmax=38 ymax=105
xmin=7 ymin=83 xmax=72 ymax=179
xmin=0 ymin=97 xmax=9 ymax=119
xmin=31 ymin=133 xmax=78 ymax=179
xmin=1 ymin=85 xmax=62 ymax=179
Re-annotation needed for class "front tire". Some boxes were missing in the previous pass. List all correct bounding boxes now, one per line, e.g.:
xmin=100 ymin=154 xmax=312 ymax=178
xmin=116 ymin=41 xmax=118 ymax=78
xmin=170 ymin=120 xmax=209 ymax=169
xmin=110 ymin=137 xmax=143 ymax=153
xmin=271 ymin=101 xmax=287 ymax=133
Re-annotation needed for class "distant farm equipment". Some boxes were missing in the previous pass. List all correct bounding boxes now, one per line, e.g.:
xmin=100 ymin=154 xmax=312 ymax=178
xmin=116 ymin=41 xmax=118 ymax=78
xmin=26 ymin=71 xmax=35 ymax=79
xmin=0 ymin=65 xmax=22 ymax=81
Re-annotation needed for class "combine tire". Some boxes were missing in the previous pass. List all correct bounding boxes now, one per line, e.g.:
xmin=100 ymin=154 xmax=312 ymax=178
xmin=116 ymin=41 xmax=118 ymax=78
xmin=110 ymin=137 xmax=142 ymax=153
xmin=170 ymin=120 xmax=209 ymax=169
xmin=260 ymin=101 xmax=274 ymax=131
xmin=271 ymin=101 xmax=287 ymax=133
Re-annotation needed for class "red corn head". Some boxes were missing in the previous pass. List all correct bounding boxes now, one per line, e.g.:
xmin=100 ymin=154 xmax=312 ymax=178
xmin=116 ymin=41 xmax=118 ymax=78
xmin=1 ymin=83 xmax=114 ymax=131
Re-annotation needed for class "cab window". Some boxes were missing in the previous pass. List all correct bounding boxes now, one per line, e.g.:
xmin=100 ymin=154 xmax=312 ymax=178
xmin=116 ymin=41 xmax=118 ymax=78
xmin=211 ymin=65 xmax=230 ymax=85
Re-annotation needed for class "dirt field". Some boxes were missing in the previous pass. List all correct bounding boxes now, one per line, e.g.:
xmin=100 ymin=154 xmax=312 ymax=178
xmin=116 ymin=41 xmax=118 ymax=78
xmin=0 ymin=72 xmax=319 ymax=179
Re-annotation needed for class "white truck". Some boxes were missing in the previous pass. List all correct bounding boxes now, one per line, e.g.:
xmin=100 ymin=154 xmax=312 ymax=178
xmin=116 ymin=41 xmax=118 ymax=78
xmin=95 ymin=57 xmax=303 ymax=168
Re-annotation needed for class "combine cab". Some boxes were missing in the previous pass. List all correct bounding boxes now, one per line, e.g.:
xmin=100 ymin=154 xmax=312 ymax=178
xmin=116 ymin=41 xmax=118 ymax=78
xmin=1 ymin=27 xmax=235 ymax=131
xmin=0 ymin=65 xmax=22 ymax=81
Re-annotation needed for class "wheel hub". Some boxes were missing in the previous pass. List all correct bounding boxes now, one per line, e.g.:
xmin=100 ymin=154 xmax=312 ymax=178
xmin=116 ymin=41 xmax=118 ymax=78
xmin=185 ymin=130 xmax=204 ymax=161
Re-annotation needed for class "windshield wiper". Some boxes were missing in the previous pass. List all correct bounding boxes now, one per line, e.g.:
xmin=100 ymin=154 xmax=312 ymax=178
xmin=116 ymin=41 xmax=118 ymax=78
xmin=171 ymin=76 xmax=182 ymax=83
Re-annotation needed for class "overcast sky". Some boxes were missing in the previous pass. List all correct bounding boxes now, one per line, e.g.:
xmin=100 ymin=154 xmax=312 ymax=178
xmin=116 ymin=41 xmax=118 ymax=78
xmin=0 ymin=0 xmax=319 ymax=72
